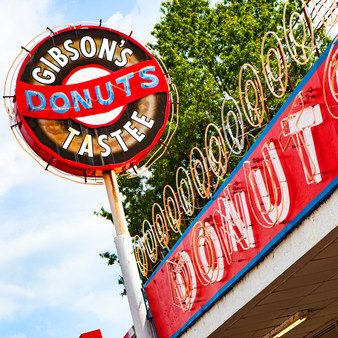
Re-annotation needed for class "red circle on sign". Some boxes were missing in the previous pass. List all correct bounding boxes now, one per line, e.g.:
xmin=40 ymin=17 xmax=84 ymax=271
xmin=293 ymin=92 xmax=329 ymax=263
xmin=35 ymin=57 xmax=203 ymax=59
xmin=14 ymin=25 xmax=170 ymax=177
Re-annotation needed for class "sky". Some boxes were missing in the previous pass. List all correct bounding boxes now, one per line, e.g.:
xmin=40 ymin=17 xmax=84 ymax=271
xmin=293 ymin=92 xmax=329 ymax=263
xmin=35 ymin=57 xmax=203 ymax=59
xmin=0 ymin=0 xmax=164 ymax=337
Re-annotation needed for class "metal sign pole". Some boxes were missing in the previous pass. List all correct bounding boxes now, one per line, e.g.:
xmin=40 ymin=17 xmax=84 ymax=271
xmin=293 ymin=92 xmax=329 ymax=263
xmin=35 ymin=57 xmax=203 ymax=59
xmin=103 ymin=170 xmax=153 ymax=338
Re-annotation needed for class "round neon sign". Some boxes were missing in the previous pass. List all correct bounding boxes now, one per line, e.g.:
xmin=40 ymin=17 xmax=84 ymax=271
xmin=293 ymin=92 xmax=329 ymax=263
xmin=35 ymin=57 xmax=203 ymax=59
xmin=13 ymin=25 xmax=170 ymax=177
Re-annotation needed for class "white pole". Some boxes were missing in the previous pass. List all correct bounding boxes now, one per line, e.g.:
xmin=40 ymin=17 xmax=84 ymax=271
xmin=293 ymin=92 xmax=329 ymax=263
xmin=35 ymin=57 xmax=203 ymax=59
xmin=103 ymin=170 xmax=153 ymax=338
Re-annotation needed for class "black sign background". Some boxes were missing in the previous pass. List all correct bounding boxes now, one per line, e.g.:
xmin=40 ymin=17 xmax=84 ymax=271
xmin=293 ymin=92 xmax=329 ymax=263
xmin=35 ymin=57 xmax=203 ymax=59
xmin=15 ymin=26 xmax=169 ymax=176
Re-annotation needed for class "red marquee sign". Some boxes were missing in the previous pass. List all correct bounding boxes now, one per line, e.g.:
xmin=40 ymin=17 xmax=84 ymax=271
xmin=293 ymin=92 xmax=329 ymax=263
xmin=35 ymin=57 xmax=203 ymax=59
xmin=144 ymin=38 xmax=338 ymax=337
xmin=13 ymin=25 xmax=170 ymax=177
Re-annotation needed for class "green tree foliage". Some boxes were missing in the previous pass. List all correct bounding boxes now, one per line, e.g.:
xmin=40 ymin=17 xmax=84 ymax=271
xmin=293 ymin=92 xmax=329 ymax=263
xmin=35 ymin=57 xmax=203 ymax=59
xmin=116 ymin=0 xmax=288 ymax=234
xmin=97 ymin=0 xmax=329 ymax=286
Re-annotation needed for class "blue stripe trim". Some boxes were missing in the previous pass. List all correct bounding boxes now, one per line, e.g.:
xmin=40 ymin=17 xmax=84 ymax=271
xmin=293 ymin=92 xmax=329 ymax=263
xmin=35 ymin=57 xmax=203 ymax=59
xmin=145 ymin=37 xmax=338 ymax=337
xmin=171 ymin=178 xmax=338 ymax=338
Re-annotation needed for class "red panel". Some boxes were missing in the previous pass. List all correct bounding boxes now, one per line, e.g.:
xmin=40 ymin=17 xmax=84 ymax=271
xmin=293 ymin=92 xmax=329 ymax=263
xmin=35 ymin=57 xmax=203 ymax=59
xmin=145 ymin=41 xmax=338 ymax=337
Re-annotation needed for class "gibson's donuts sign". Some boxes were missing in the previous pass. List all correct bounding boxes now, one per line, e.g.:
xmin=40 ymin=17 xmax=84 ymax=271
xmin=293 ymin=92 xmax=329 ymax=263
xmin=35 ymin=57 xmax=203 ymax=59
xmin=14 ymin=25 xmax=170 ymax=176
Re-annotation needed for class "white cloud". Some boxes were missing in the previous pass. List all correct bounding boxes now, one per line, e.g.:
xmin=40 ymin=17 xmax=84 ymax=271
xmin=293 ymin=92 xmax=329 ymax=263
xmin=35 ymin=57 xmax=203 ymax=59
xmin=0 ymin=213 xmax=130 ymax=327
xmin=106 ymin=0 xmax=163 ymax=44
xmin=75 ymin=291 xmax=130 ymax=323
xmin=0 ymin=0 xmax=65 ymax=198
xmin=0 ymin=0 xmax=64 ymax=76
xmin=0 ymin=282 xmax=35 ymax=321
xmin=0 ymin=297 xmax=21 ymax=321
xmin=0 ymin=217 xmax=105 ymax=263
xmin=0 ymin=141 xmax=30 ymax=197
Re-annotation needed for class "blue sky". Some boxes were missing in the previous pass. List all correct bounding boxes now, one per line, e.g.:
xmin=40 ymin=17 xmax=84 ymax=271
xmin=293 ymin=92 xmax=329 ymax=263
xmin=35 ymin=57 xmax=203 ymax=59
xmin=0 ymin=0 xmax=163 ymax=337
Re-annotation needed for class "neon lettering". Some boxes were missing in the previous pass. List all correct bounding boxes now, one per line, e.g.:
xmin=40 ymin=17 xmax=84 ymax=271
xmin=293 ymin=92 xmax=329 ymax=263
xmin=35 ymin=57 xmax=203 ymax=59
xmin=80 ymin=36 xmax=97 ymax=58
xmin=131 ymin=111 xmax=155 ymax=128
xmin=48 ymin=47 xmax=68 ymax=67
xmin=25 ymin=90 xmax=46 ymax=111
xmin=31 ymin=67 xmax=56 ymax=84
xmin=95 ymin=81 xmax=115 ymax=105
xmin=50 ymin=92 xmax=70 ymax=113
xmin=78 ymin=134 xmax=94 ymax=157
xmin=116 ymin=73 xmax=134 ymax=97
xmin=139 ymin=66 xmax=159 ymax=88
xmin=124 ymin=121 xmax=145 ymax=142
xmin=115 ymin=47 xmax=133 ymax=67
xmin=110 ymin=129 xmax=128 ymax=152
xmin=98 ymin=38 xmax=117 ymax=61
xmin=245 ymin=141 xmax=290 ymax=227
xmin=71 ymin=89 xmax=92 ymax=111
xmin=280 ymin=104 xmax=323 ymax=184
xmin=63 ymin=39 xmax=80 ymax=61
xmin=62 ymin=127 xmax=80 ymax=150
xmin=167 ymin=251 xmax=197 ymax=312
